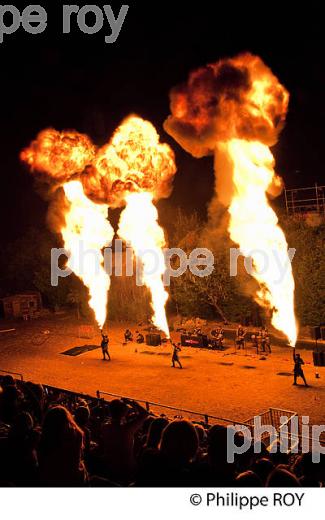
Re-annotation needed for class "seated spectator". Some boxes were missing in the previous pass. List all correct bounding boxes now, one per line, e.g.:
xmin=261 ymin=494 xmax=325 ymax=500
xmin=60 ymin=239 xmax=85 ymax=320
xmin=38 ymin=405 xmax=87 ymax=486
xmin=145 ymin=417 xmax=169 ymax=450
xmin=293 ymin=452 xmax=325 ymax=487
xmin=1 ymin=375 xmax=16 ymax=388
xmin=251 ymin=457 xmax=274 ymax=485
xmin=99 ymin=398 xmax=148 ymax=484
xmin=159 ymin=419 xmax=199 ymax=485
xmin=199 ymin=425 xmax=236 ymax=486
xmin=135 ymin=415 xmax=155 ymax=457
xmin=6 ymin=411 xmax=39 ymax=486
xmin=23 ymin=382 xmax=46 ymax=424
xmin=0 ymin=384 xmax=22 ymax=425
xmin=236 ymin=470 xmax=263 ymax=487
xmin=266 ymin=467 xmax=301 ymax=487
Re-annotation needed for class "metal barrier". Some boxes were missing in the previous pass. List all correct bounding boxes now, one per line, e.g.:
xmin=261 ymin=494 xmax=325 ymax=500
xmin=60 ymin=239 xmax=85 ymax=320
xmin=96 ymin=389 xmax=253 ymax=430
xmin=0 ymin=369 xmax=24 ymax=381
xmin=3 ymin=373 xmax=323 ymax=451
xmin=245 ymin=407 xmax=298 ymax=449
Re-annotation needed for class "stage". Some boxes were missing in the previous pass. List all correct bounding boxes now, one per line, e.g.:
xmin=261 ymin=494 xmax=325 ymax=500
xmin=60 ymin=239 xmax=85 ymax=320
xmin=0 ymin=313 xmax=324 ymax=426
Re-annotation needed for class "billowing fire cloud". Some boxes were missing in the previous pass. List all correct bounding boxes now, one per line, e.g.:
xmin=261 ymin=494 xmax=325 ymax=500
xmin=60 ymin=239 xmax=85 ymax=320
xmin=20 ymin=128 xmax=96 ymax=183
xmin=83 ymin=115 xmax=176 ymax=208
xmin=21 ymin=116 xmax=176 ymax=333
xmin=97 ymin=116 xmax=175 ymax=335
xmin=165 ymin=53 xmax=297 ymax=345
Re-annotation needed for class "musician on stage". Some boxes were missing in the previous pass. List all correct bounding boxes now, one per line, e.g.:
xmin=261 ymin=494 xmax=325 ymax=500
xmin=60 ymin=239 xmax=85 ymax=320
xmin=236 ymin=325 xmax=246 ymax=350
xmin=261 ymin=327 xmax=271 ymax=354
xmin=124 ymin=329 xmax=133 ymax=343
xmin=136 ymin=331 xmax=144 ymax=344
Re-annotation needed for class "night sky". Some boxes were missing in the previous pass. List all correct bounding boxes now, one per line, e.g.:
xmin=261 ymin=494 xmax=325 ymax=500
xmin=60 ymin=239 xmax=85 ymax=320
xmin=0 ymin=1 xmax=324 ymax=245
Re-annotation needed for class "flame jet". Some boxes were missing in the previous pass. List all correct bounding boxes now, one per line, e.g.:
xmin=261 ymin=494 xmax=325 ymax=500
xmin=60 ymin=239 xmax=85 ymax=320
xmin=21 ymin=116 xmax=176 ymax=334
xmin=62 ymin=181 xmax=114 ymax=329
xmin=21 ymin=129 xmax=112 ymax=329
xmin=118 ymin=192 xmax=169 ymax=335
xmin=91 ymin=116 xmax=176 ymax=336
xmin=164 ymin=53 xmax=297 ymax=346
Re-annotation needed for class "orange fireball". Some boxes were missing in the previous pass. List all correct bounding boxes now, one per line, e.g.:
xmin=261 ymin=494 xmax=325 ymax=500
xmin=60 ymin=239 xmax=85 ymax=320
xmin=165 ymin=53 xmax=297 ymax=346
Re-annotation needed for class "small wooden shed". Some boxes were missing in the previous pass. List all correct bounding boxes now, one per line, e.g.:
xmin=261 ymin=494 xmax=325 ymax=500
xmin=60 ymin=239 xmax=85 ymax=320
xmin=1 ymin=292 xmax=42 ymax=319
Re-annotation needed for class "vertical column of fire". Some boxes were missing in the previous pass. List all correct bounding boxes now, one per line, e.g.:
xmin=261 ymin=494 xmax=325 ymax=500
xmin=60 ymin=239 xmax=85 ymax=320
xmin=62 ymin=181 xmax=114 ymax=329
xmin=21 ymin=117 xmax=177 ymax=333
xmin=118 ymin=192 xmax=169 ymax=336
xmin=89 ymin=116 xmax=176 ymax=337
xmin=21 ymin=129 xmax=114 ymax=329
xmin=164 ymin=53 xmax=297 ymax=346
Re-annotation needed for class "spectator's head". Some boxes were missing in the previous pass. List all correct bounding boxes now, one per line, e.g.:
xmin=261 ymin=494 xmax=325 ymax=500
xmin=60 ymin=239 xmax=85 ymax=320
xmin=41 ymin=405 xmax=82 ymax=450
xmin=268 ymin=441 xmax=290 ymax=466
xmin=25 ymin=382 xmax=45 ymax=401
xmin=2 ymin=384 xmax=19 ymax=402
xmin=1 ymin=375 xmax=15 ymax=388
xmin=236 ymin=470 xmax=263 ymax=487
xmin=266 ymin=467 xmax=301 ymax=487
xmin=207 ymin=425 xmax=229 ymax=467
xmin=251 ymin=457 xmax=274 ymax=484
xmin=74 ymin=406 xmax=90 ymax=427
xmin=160 ymin=419 xmax=198 ymax=467
xmin=9 ymin=412 xmax=34 ymax=444
xmin=294 ymin=452 xmax=325 ymax=483
xmin=109 ymin=399 xmax=128 ymax=423
xmin=0 ymin=384 xmax=20 ymax=422
xmin=146 ymin=417 xmax=169 ymax=449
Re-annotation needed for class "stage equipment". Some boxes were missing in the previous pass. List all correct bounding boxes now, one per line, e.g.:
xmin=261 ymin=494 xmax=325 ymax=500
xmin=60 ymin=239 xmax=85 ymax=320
xmin=313 ymin=350 xmax=325 ymax=367
xmin=180 ymin=334 xmax=209 ymax=348
xmin=310 ymin=326 xmax=321 ymax=340
xmin=145 ymin=333 xmax=162 ymax=346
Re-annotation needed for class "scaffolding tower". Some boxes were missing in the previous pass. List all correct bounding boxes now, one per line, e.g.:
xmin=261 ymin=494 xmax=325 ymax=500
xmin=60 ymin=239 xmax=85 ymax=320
xmin=284 ymin=183 xmax=325 ymax=216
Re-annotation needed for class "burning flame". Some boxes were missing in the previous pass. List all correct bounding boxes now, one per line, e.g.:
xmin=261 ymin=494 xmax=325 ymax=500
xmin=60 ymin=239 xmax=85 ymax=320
xmin=223 ymin=140 xmax=297 ymax=345
xmin=118 ymin=193 xmax=169 ymax=336
xmin=21 ymin=116 xmax=176 ymax=332
xmin=83 ymin=115 xmax=176 ymax=207
xmin=62 ymin=180 xmax=114 ymax=329
xmin=20 ymin=128 xmax=96 ymax=182
xmin=165 ymin=53 xmax=298 ymax=346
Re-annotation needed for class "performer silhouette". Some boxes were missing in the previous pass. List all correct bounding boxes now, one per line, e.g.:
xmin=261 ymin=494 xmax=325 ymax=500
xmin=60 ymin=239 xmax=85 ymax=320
xmin=293 ymin=350 xmax=308 ymax=386
xmin=171 ymin=341 xmax=182 ymax=369
xmin=101 ymin=332 xmax=111 ymax=361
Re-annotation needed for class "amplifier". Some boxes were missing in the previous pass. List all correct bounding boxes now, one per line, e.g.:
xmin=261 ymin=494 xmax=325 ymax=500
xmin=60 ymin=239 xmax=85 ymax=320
xmin=145 ymin=333 xmax=161 ymax=346
xmin=310 ymin=326 xmax=321 ymax=340
xmin=313 ymin=351 xmax=325 ymax=367
xmin=181 ymin=334 xmax=208 ymax=348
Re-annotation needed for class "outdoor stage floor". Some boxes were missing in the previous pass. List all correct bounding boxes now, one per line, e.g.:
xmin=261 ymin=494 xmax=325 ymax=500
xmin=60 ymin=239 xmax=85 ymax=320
xmin=0 ymin=313 xmax=324 ymax=426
